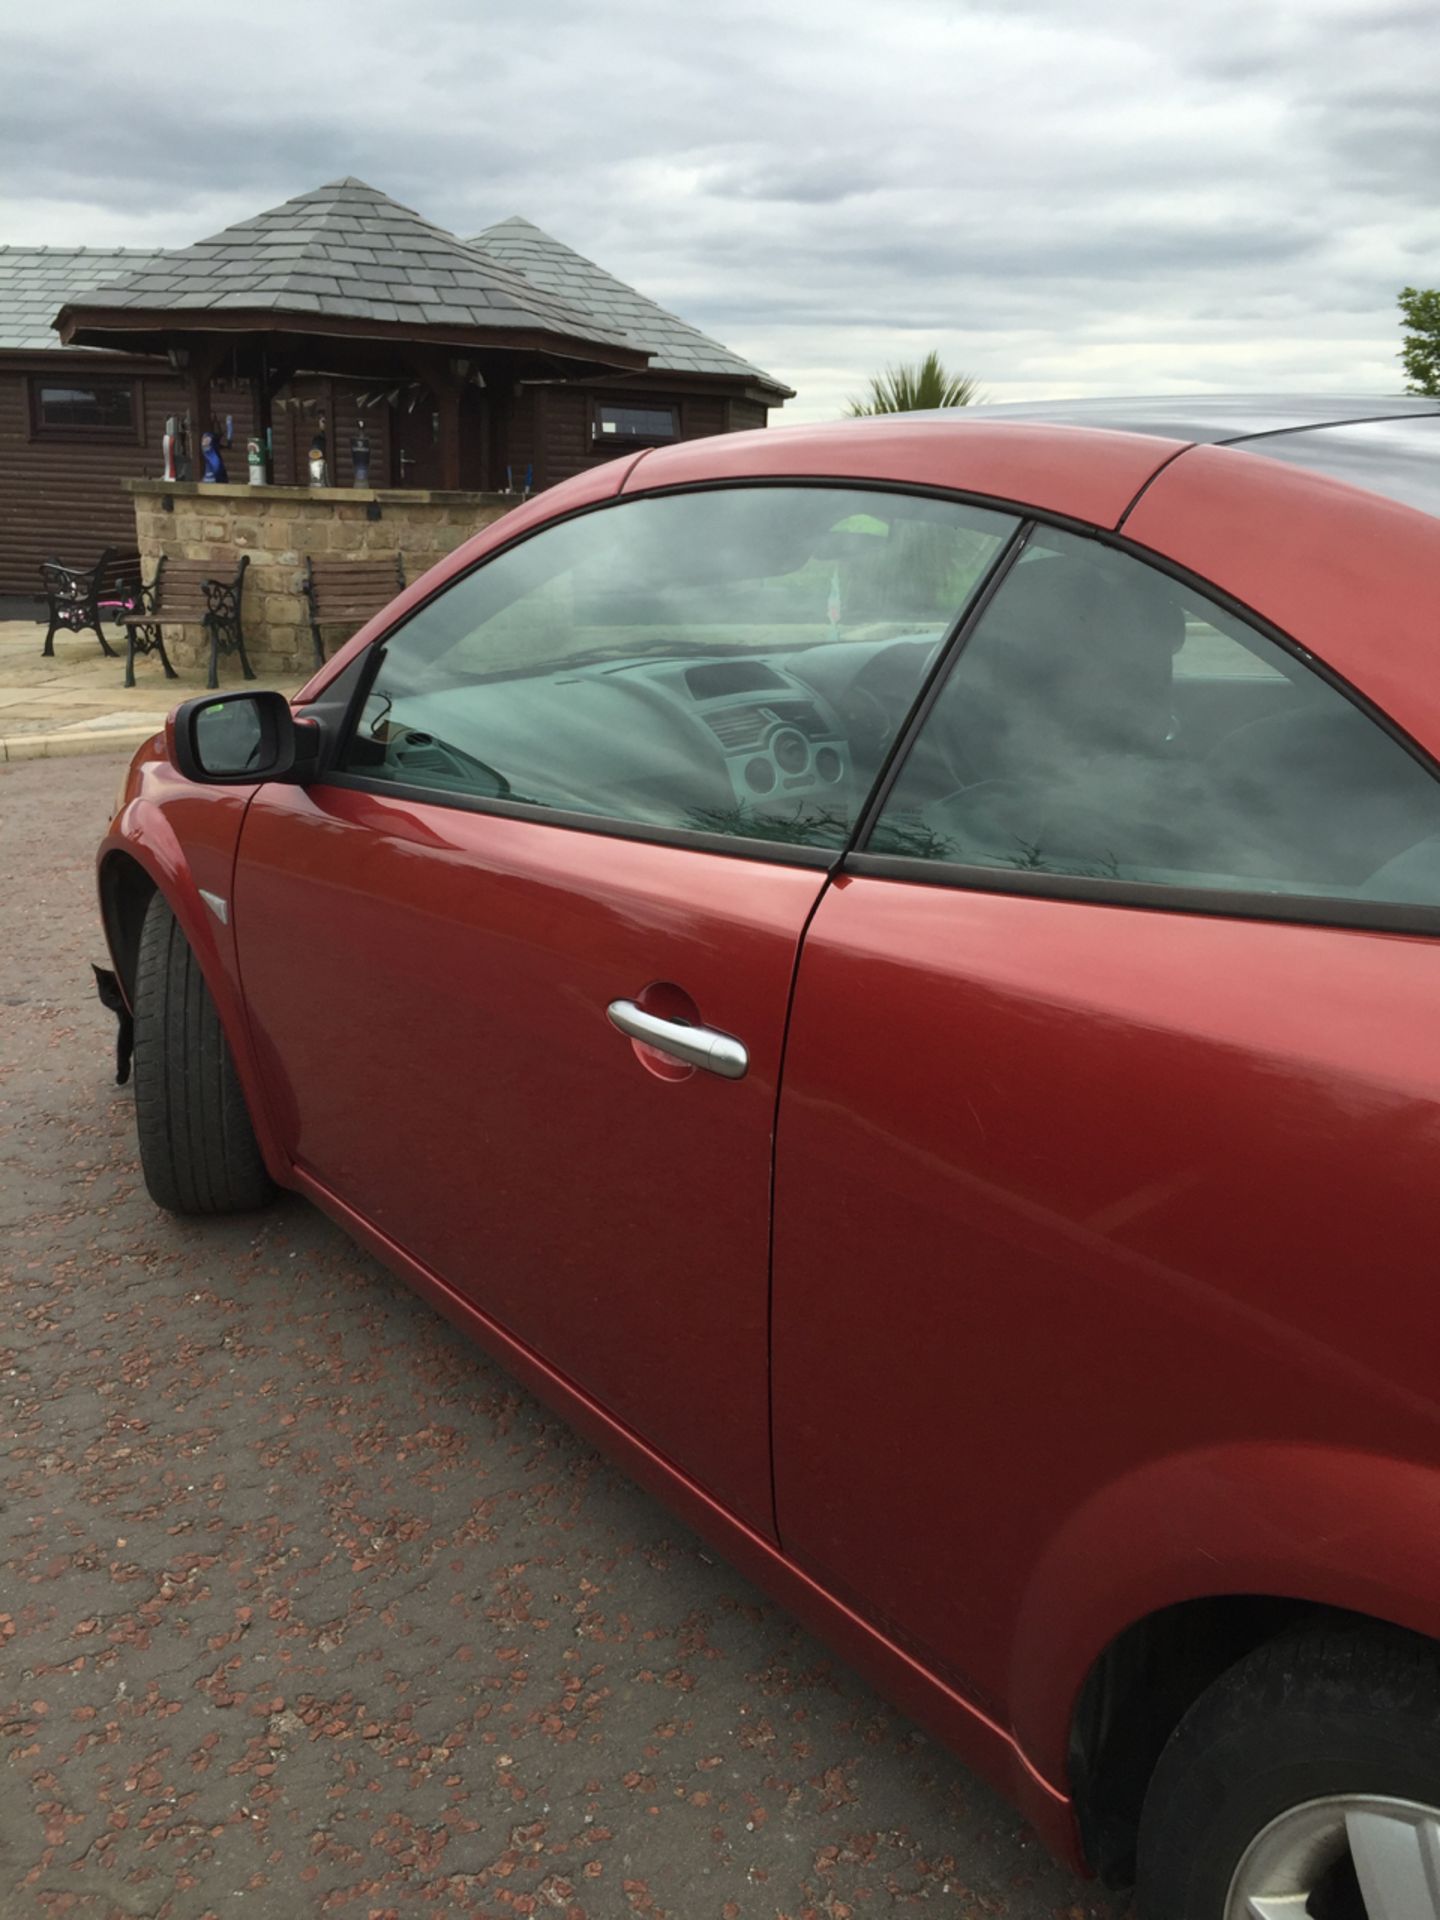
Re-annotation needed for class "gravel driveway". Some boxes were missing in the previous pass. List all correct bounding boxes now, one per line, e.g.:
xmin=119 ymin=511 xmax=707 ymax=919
xmin=0 ymin=753 xmax=1126 ymax=1920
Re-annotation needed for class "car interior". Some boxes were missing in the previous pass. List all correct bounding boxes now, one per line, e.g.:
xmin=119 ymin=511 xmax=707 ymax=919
xmin=342 ymin=486 xmax=1004 ymax=848
xmin=875 ymin=534 xmax=1440 ymax=903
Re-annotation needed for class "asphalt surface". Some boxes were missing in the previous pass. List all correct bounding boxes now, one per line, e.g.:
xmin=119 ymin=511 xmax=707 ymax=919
xmin=0 ymin=753 xmax=1129 ymax=1920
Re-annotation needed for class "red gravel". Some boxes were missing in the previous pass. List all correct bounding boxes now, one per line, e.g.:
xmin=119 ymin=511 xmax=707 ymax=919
xmin=0 ymin=754 xmax=1129 ymax=1919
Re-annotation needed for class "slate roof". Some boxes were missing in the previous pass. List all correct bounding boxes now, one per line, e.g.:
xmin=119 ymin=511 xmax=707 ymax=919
xmin=0 ymin=184 xmax=786 ymax=400
xmin=54 ymin=179 xmax=639 ymax=357
xmin=0 ymin=248 xmax=165 ymax=349
xmin=470 ymin=216 xmax=792 ymax=397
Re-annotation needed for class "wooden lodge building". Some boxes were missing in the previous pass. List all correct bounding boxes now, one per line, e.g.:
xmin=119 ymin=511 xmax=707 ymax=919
xmin=0 ymin=178 xmax=792 ymax=602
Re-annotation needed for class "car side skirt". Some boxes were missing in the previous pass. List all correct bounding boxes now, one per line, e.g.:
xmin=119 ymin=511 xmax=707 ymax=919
xmin=290 ymin=1162 xmax=1083 ymax=1870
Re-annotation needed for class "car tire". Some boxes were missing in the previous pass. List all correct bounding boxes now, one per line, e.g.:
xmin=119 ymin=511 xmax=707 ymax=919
xmin=1136 ymin=1620 xmax=1440 ymax=1920
xmin=131 ymin=890 xmax=274 ymax=1214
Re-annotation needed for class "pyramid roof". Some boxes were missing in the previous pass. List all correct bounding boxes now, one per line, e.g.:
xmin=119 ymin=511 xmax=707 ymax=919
xmin=53 ymin=180 xmax=644 ymax=367
xmin=471 ymin=216 xmax=791 ymax=397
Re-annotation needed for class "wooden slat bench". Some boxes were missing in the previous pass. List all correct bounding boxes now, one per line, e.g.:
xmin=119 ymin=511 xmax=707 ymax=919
xmin=121 ymin=555 xmax=252 ymax=689
xmin=40 ymin=548 xmax=144 ymax=659
xmin=301 ymin=555 xmax=406 ymax=667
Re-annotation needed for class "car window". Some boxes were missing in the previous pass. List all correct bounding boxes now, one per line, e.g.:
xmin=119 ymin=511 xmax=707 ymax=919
xmin=339 ymin=487 xmax=1016 ymax=850
xmin=868 ymin=528 xmax=1440 ymax=910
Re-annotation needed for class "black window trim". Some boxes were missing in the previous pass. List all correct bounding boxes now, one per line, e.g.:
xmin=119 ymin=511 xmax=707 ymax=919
xmin=839 ymin=849 xmax=1440 ymax=939
xmin=318 ymin=768 xmax=840 ymax=868
xmin=317 ymin=477 xmax=1031 ymax=869
xmin=28 ymin=373 xmax=142 ymax=443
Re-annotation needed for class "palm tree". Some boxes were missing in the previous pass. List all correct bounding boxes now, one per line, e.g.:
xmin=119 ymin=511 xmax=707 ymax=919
xmin=845 ymin=351 xmax=983 ymax=415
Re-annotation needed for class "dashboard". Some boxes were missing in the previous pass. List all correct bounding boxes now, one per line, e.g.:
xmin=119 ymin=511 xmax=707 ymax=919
xmin=612 ymin=655 xmax=851 ymax=811
xmin=358 ymin=630 xmax=948 ymax=836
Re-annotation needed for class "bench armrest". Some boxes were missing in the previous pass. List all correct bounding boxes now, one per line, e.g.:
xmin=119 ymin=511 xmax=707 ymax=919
xmin=129 ymin=577 xmax=163 ymax=618
xmin=202 ymin=576 xmax=243 ymax=621
xmin=40 ymin=559 xmax=101 ymax=601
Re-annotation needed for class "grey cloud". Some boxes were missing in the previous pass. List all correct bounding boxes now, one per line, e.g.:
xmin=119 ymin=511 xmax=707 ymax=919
xmin=3 ymin=0 xmax=1438 ymax=421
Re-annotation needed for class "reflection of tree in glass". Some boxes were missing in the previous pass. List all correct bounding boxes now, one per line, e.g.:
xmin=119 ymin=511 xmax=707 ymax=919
xmin=867 ymin=817 xmax=960 ymax=862
xmin=869 ymin=815 xmax=1125 ymax=878
xmin=684 ymin=802 xmax=853 ymax=848
xmin=1012 ymin=842 xmax=1124 ymax=879
xmin=846 ymin=521 xmax=994 ymax=626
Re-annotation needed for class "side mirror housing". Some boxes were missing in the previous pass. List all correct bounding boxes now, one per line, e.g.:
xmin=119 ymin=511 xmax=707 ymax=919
xmin=170 ymin=690 xmax=319 ymax=786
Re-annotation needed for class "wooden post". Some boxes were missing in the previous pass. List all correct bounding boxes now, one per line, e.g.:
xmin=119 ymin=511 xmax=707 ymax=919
xmin=407 ymin=349 xmax=463 ymax=489
xmin=491 ymin=378 xmax=511 ymax=493
xmin=251 ymin=349 xmax=278 ymax=479
xmin=534 ymin=386 xmax=549 ymax=492
xmin=435 ymin=380 xmax=461 ymax=490
xmin=181 ymin=339 xmax=227 ymax=480
xmin=261 ymin=356 xmax=299 ymax=484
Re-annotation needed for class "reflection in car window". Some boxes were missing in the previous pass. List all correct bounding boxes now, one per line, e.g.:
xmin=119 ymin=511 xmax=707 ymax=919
xmin=1172 ymin=613 xmax=1288 ymax=682
xmin=869 ymin=529 xmax=1440 ymax=910
xmin=339 ymin=488 xmax=1016 ymax=850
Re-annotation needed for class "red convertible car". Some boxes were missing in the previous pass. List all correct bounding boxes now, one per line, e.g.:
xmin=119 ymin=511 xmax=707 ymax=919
xmin=98 ymin=397 xmax=1440 ymax=1920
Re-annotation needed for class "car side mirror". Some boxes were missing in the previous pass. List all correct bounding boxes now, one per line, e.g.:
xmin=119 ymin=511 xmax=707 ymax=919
xmin=170 ymin=690 xmax=318 ymax=786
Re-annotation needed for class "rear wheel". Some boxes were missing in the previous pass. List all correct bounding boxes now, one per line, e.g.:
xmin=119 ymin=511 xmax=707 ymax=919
xmin=131 ymin=891 xmax=274 ymax=1214
xmin=1136 ymin=1623 xmax=1440 ymax=1920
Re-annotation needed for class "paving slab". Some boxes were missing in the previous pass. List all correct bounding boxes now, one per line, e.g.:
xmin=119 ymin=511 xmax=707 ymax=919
xmin=0 ymin=622 xmax=301 ymax=763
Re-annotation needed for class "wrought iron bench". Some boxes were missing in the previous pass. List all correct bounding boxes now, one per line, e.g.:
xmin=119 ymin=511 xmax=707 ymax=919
xmin=301 ymin=554 xmax=406 ymax=667
xmin=40 ymin=548 xmax=144 ymax=659
xmin=121 ymin=555 xmax=252 ymax=689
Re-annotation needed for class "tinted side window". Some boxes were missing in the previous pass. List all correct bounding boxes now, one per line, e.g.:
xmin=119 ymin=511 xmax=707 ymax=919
xmin=869 ymin=529 xmax=1440 ymax=908
xmin=340 ymin=488 xmax=1015 ymax=850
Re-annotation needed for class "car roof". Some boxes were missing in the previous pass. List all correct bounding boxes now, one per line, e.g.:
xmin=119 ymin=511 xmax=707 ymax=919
xmin=898 ymin=394 xmax=1440 ymax=440
xmin=883 ymin=395 xmax=1440 ymax=519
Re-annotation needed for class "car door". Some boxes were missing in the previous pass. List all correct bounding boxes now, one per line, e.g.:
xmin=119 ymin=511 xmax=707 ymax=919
xmin=771 ymin=523 xmax=1440 ymax=1712
xmin=231 ymin=481 xmax=1017 ymax=1533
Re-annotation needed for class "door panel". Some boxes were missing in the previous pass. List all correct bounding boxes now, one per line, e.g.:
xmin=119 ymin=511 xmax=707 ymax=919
xmin=772 ymin=875 xmax=1440 ymax=1708
xmin=235 ymin=781 xmax=824 ymax=1532
xmin=391 ymin=393 xmax=442 ymax=488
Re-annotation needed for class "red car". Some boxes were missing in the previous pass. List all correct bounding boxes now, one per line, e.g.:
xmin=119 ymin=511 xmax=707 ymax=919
xmin=98 ymin=398 xmax=1440 ymax=1920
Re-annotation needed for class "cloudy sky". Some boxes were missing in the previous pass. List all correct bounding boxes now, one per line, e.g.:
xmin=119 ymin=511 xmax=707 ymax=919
xmin=5 ymin=0 xmax=1437 ymax=421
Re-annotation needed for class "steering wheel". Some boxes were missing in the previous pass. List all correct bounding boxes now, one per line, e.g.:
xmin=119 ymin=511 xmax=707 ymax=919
xmin=834 ymin=680 xmax=894 ymax=767
xmin=837 ymin=640 xmax=947 ymax=780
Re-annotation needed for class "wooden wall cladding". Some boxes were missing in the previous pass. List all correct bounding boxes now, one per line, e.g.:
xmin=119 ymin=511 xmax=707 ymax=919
xmin=518 ymin=384 xmax=747 ymax=490
xmin=0 ymin=363 xmax=399 ymax=596
xmin=0 ymin=359 xmax=186 ymax=596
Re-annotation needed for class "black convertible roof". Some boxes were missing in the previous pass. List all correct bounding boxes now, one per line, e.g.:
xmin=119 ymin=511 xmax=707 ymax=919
xmin=892 ymin=395 xmax=1440 ymax=519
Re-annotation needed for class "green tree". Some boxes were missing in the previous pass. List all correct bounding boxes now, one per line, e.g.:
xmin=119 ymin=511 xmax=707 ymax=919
xmin=1398 ymin=287 xmax=1440 ymax=396
xmin=845 ymin=350 xmax=983 ymax=414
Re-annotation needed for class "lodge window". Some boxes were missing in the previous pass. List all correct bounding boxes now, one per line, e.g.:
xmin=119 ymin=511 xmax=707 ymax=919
xmin=30 ymin=377 xmax=140 ymax=440
xmin=592 ymin=401 xmax=679 ymax=446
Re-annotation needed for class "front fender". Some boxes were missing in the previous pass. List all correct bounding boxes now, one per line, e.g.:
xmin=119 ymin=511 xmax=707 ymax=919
xmin=98 ymin=754 xmax=292 ymax=1188
xmin=1011 ymin=1440 xmax=1440 ymax=1785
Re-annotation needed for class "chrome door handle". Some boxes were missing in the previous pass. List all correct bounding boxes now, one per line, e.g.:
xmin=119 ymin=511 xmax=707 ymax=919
xmin=606 ymin=1000 xmax=748 ymax=1080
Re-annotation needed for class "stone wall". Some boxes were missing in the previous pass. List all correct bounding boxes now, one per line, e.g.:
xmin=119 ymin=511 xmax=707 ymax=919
xmin=123 ymin=480 xmax=519 ymax=676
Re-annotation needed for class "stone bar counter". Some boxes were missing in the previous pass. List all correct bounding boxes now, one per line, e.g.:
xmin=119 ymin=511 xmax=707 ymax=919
xmin=123 ymin=479 xmax=520 ymax=676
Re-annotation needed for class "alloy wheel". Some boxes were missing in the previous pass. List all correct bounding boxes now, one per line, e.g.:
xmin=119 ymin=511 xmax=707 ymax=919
xmin=1227 ymin=1796 xmax=1440 ymax=1920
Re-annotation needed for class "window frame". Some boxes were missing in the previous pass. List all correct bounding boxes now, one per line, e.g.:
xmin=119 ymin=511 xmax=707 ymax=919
xmin=315 ymin=478 xmax=1440 ymax=923
xmin=849 ymin=522 xmax=1440 ymax=940
xmin=28 ymin=373 xmax=142 ymax=443
xmin=591 ymin=399 xmax=680 ymax=449
xmin=319 ymin=478 xmax=1028 ymax=869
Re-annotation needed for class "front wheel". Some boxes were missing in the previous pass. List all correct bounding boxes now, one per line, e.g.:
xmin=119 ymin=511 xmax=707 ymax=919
xmin=131 ymin=891 xmax=274 ymax=1214
xmin=1137 ymin=1622 xmax=1440 ymax=1920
